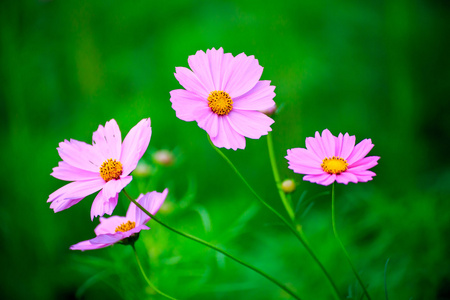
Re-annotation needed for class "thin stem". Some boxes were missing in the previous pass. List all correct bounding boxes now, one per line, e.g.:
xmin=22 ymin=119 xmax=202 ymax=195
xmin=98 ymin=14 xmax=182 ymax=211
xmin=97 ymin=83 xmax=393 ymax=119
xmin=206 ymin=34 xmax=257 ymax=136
xmin=131 ymin=244 xmax=177 ymax=300
xmin=267 ymin=132 xmax=296 ymax=220
xmin=208 ymin=137 xmax=341 ymax=300
xmin=123 ymin=189 xmax=302 ymax=300
xmin=331 ymin=183 xmax=371 ymax=300
xmin=384 ymin=258 xmax=390 ymax=300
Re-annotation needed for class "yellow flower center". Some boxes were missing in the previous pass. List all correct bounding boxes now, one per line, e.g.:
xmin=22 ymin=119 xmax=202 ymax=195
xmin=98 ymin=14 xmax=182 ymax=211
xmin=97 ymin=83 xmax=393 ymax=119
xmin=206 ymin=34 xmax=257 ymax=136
xmin=321 ymin=156 xmax=348 ymax=174
xmin=115 ymin=220 xmax=136 ymax=233
xmin=207 ymin=91 xmax=233 ymax=115
xmin=100 ymin=158 xmax=123 ymax=182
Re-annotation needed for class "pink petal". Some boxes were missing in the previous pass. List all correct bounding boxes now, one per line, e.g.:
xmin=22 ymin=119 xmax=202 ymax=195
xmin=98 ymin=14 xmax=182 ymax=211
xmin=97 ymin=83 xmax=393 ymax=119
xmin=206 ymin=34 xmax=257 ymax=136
xmin=49 ymin=198 xmax=83 ymax=213
xmin=208 ymin=48 xmax=234 ymax=91
xmin=305 ymin=133 xmax=326 ymax=159
xmin=348 ymin=156 xmax=380 ymax=171
xmin=335 ymin=172 xmax=359 ymax=184
xmin=92 ymin=119 xmax=122 ymax=160
xmin=209 ymin=117 xmax=246 ymax=150
xmin=187 ymin=49 xmax=215 ymax=92
xmin=232 ymin=81 xmax=276 ymax=111
xmin=303 ymin=173 xmax=336 ymax=186
xmin=339 ymin=133 xmax=355 ymax=159
xmin=321 ymin=129 xmax=336 ymax=158
xmin=131 ymin=189 xmax=168 ymax=225
xmin=95 ymin=216 xmax=128 ymax=235
xmin=347 ymin=139 xmax=374 ymax=165
xmin=170 ymin=89 xmax=208 ymax=122
xmin=90 ymin=176 xmax=132 ymax=219
xmin=48 ymin=178 xmax=105 ymax=209
xmin=90 ymin=233 xmax=124 ymax=244
xmin=222 ymin=53 xmax=263 ymax=98
xmin=121 ymin=119 xmax=151 ymax=175
xmin=51 ymin=161 xmax=99 ymax=181
xmin=174 ymin=67 xmax=209 ymax=98
xmin=226 ymin=110 xmax=274 ymax=139
xmin=347 ymin=170 xmax=377 ymax=177
xmin=197 ymin=110 xmax=220 ymax=138
xmin=70 ymin=240 xmax=109 ymax=251
xmin=57 ymin=139 xmax=103 ymax=172
xmin=286 ymin=148 xmax=322 ymax=165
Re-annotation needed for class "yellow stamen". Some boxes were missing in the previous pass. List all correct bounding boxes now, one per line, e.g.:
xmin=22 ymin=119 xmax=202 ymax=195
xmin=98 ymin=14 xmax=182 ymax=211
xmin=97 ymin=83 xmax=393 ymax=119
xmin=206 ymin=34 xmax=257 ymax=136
xmin=321 ymin=156 xmax=348 ymax=174
xmin=208 ymin=90 xmax=233 ymax=115
xmin=100 ymin=158 xmax=123 ymax=182
xmin=115 ymin=220 xmax=136 ymax=233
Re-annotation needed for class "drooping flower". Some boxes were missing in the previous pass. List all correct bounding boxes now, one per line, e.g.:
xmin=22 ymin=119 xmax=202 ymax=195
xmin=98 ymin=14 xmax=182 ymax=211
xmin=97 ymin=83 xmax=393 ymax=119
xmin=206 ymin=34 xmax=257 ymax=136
xmin=70 ymin=189 xmax=168 ymax=251
xmin=286 ymin=129 xmax=380 ymax=186
xmin=170 ymin=47 xmax=276 ymax=150
xmin=48 ymin=118 xmax=152 ymax=219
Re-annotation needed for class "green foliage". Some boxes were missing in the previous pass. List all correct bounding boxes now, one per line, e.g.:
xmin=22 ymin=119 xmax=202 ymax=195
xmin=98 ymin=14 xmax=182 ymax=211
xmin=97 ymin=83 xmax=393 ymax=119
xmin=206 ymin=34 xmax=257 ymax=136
xmin=1 ymin=0 xmax=449 ymax=299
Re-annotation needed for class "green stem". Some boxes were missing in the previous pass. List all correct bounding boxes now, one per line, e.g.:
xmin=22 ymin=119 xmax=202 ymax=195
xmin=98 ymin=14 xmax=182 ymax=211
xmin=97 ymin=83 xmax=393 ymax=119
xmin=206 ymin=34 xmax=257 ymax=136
xmin=123 ymin=189 xmax=302 ymax=300
xmin=267 ymin=132 xmax=296 ymax=221
xmin=131 ymin=244 xmax=177 ymax=300
xmin=331 ymin=183 xmax=371 ymax=300
xmin=208 ymin=137 xmax=341 ymax=300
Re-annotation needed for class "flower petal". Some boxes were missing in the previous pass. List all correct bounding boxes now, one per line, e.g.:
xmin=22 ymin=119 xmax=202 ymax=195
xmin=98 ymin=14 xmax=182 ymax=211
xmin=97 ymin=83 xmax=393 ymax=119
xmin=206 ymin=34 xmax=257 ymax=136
xmin=303 ymin=173 xmax=336 ymax=186
xmin=48 ymin=179 xmax=105 ymax=212
xmin=232 ymin=81 xmax=276 ymax=111
xmin=174 ymin=67 xmax=209 ymax=98
xmin=92 ymin=119 xmax=122 ymax=160
xmin=346 ymin=139 xmax=374 ymax=165
xmin=321 ymin=129 xmax=336 ymax=158
xmin=57 ymin=139 xmax=103 ymax=172
xmin=209 ymin=117 xmax=246 ymax=150
xmin=348 ymin=156 xmax=380 ymax=171
xmin=95 ymin=216 xmax=128 ymax=235
xmin=336 ymin=133 xmax=355 ymax=159
xmin=305 ymin=133 xmax=326 ymax=159
xmin=51 ymin=161 xmax=99 ymax=181
xmin=222 ymin=53 xmax=263 ymax=98
xmin=197 ymin=110 xmax=220 ymax=138
xmin=70 ymin=240 xmax=110 ymax=251
xmin=226 ymin=110 xmax=274 ymax=139
xmin=170 ymin=89 xmax=208 ymax=122
xmin=121 ymin=119 xmax=151 ymax=175
xmin=90 ymin=233 xmax=124 ymax=245
xmin=187 ymin=49 xmax=215 ymax=92
xmin=286 ymin=148 xmax=322 ymax=166
xmin=130 ymin=189 xmax=168 ymax=225
xmin=335 ymin=172 xmax=359 ymax=185
xmin=208 ymin=48 xmax=234 ymax=91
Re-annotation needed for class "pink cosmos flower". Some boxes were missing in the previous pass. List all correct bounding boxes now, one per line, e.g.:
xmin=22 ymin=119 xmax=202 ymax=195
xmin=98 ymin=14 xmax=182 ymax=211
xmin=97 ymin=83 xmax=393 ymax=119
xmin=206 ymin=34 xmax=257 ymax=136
xmin=70 ymin=189 xmax=168 ymax=251
xmin=48 ymin=118 xmax=152 ymax=219
xmin=286 ymin=129 xmax=380 ymax=186
xmin=170 ymin=47 xmax=276 ymax=150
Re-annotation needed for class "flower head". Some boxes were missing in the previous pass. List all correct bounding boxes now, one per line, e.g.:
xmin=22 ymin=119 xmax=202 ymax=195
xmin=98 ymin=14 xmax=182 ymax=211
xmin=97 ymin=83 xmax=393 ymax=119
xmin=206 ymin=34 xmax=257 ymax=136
xmin=286 ymin=129 xmax=380 ymax=186
xmin=70 ymin=189 xmax=168 ymax=251
xmin=170 ymin=47 xmax=276 ymax=150
xmin=48 ymin=118 xmax=152 ymax=219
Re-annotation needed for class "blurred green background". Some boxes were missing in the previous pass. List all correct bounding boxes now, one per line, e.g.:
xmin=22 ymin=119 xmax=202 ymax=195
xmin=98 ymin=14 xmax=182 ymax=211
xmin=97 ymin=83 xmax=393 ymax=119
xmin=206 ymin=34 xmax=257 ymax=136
xmin=1 ymin=0 xmax=449 ymax=299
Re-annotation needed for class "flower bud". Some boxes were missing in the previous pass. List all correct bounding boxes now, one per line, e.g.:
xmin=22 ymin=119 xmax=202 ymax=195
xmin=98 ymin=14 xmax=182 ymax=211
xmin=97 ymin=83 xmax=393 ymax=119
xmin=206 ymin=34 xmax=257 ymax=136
xmin=281 ymin=179 xmax=296 ymax=193
xmin=133 ymin=161 xmax=152 ymax=177
xmin=260 ymin=104 xmax=277 ymax=116
xmin=153 ymin=150 xmax=175 ymax=166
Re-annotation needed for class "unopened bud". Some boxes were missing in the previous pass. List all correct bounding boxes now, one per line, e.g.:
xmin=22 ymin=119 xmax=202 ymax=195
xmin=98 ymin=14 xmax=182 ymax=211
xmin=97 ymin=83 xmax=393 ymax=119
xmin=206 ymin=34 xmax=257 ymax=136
xmin=133 ymin=161 xmax=152 ymax=177
xmin=281 ymin=179 xmax=296 ymax=193
xmin=260 ymin=104 xmax=277 ymax=116
xmin=153 ymin=150 xmax=175 ymax=166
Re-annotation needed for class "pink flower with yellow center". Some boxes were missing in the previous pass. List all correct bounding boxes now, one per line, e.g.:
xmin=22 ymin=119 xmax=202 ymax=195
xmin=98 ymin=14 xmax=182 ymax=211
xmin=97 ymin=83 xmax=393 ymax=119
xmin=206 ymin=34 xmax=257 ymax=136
xmin=170 ymin=47 xmax=276 ymax=150
xmin=48 ymin=119 xmax=151 ymax=219
xmin=285 ymin=129 xmax=380 ymax=186
xmin=70 ymin=189 xmax=168 ymax=251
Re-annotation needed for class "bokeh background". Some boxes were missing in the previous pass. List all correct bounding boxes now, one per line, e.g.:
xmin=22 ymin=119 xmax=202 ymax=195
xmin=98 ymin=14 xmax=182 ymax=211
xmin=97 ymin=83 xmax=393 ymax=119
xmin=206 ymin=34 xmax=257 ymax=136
xmin=1 ymin=0 xmax=449 ymax=299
